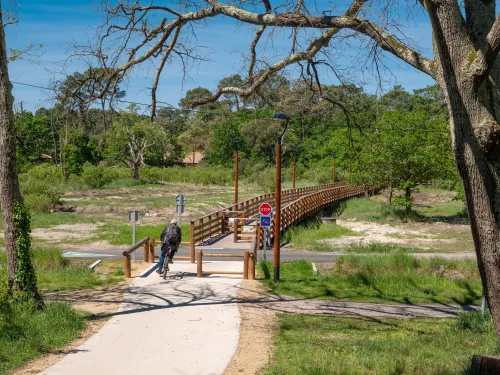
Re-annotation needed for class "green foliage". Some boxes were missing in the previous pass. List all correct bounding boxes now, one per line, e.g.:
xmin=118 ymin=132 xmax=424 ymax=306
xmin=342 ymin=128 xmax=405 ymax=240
xmin=456 ymin=310 xmax=494 ymax=334
xmin=82 ymin=164 xmax=113 ymax=189
xmin=259 ymin=254 xmax=481 ymax=304
xmin=19 ymin=170 xmax=61 ymax=212
xmin=63 ymin=132 xmax=100 ymax=177
xmin=264 ymin=315 xmax=498 ymax=375
xmin=13 ymin=202 xmax=43 ymax=306
xmin=204 ymin=120 xmax=243 ymax=167
xmin=0 ymin=301 xmax=86 ymax=373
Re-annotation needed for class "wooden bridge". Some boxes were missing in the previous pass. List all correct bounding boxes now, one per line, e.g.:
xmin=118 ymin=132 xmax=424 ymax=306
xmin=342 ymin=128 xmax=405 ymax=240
xmin=189 ymin=183 xmax=379 ymax=262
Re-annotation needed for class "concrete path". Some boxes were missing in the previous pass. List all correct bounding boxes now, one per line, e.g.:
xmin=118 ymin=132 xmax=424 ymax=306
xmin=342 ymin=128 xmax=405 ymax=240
xmin=41 ymin=261 xmax=244 ymax=375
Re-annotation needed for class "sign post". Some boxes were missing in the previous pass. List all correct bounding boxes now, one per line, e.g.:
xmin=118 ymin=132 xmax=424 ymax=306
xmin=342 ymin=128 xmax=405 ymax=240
xmin=176 ymin=194 xmax=186 ymax=226
xmin=129 ymin=210 xmax=139 ymax=260
xmin=259 ymin=204 xmax=273 ymax=262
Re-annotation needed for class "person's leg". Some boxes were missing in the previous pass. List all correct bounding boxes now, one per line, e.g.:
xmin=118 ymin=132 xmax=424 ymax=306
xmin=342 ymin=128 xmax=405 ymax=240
xmin=168 ymin=247 xmax=177 ymax=263
xmin=157 ymin=244 xmax=167 ymax=273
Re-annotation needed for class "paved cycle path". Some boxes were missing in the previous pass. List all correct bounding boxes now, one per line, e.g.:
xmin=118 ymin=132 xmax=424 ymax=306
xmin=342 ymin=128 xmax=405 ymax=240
xmin=41 ymin=261 xmax=244 ymax=375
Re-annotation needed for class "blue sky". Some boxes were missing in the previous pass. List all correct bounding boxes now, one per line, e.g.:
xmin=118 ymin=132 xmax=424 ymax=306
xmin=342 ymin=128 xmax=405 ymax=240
xmin=7 ymin=0 xmax=436 ymax=113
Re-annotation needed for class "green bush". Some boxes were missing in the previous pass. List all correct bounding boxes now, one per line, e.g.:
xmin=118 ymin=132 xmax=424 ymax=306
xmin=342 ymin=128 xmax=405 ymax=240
xmin=82 ymin=165 xmax=113 ymax=189
xmin=20 ymin=176 xmax=61 ymax=213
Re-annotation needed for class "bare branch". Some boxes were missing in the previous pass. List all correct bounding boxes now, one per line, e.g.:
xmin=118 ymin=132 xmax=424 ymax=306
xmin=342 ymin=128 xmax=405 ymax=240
xmin=151 ymin=24 xmax=184 ymax=121
xmin=248 ymin=26 xmax=266 ymax=85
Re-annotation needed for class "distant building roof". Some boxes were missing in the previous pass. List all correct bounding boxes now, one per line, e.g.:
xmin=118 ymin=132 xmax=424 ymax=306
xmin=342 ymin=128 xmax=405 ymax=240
xmin=181 ymin=152 xmax=204 ymax=165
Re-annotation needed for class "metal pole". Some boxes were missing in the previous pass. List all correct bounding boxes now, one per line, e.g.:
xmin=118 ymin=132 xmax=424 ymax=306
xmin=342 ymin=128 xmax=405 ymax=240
xmin=263 ymin=227 xmax=267 ymax=261
xmin=481 ymin=291 xmax=487 ymax=316
xmin=234 ymin=150 xmax=239 ymax=204
xmin=292 ymin=157 xmax=296 ymax=189
xmin=274 ymin=141 xmax=282 ymax=282
xmin=132 ymin=221 xmax=136 ymax=260
xmin=333 ymin=158 xmax=336 ymax=185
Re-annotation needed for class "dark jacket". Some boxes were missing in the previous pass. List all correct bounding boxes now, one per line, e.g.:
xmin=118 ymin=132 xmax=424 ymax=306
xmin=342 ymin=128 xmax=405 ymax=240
xmin=160 ymin=224 xmax=182 ymax=248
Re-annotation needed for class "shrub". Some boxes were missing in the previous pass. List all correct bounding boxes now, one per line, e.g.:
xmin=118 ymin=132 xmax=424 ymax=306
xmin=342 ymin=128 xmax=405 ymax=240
xmin=20 ymin=178 xmax=61 ymax=213
xmin=82 ymin=165 xmax=113 ymax=189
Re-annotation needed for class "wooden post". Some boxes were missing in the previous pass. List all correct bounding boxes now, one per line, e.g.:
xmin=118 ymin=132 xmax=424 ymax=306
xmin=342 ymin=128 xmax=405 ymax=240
xmin=197 ymin=250 xmax=203 ymax=278
xmin=243 ymin=251 xmax=249 ymax=280
xmin=233 ymin=217 xmax=239 ymax=243
xmin=124 ymin=254 xmax=131 ymax=278
xmin=221 ymin=212 xmax=226 ymax=233
xmin=149 ymin=237 xmax=155 ymax=263
xmin=234 ymin=150 xmax=239 ymax=204
xmin=249 ymin=253 xmax=255 ymax=280
xmin=143 ymin=241 xmax=149 ymax=263
xmin=190 ymin=221 xmax=195 ymax=263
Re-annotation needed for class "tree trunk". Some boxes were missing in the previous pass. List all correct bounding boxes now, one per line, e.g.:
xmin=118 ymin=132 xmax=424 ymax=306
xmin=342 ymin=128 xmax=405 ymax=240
xmin=0 ymin=18 xmax=20 ymax=287
xmin=386 ymin=183 xmax=393 ymax=206
xmin=425 ymin=0 xmax=500 ymax=334
xmin=404 ymin=186 xmax=412 ymax=213
xmin=132 ymin=163 xmax=140 ymax=180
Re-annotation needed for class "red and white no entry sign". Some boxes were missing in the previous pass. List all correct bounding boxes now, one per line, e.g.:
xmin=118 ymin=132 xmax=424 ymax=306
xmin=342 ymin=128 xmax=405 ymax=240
xmin=259 ymin=203 xmax=273 ymax=216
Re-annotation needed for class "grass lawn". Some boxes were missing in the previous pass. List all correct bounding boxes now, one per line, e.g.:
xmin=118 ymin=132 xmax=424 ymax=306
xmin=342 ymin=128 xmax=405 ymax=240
xmin=259 ymin=254 xmax=481 ymax=305
xmin=0 ymin=247 xmax=122 ymax=291
xmin=264 ymin=313 xmax=498 ymax=375
xmin=343 ymin=243 xmax=451 ymax=254
xmin=0 ymin=301 xmax=88 ymax=374
xmin=92 ymin=222 xmax=190 ymax=246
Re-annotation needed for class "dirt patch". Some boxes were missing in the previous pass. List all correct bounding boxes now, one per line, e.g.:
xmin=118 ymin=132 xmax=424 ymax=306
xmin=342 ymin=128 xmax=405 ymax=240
xmin=32 ymin=223 xmax=103 ymax=241
xmin=224 ymin=280 xmax=279 ymax=375
xmin=322 ymin=220 xmax=473 ymax=252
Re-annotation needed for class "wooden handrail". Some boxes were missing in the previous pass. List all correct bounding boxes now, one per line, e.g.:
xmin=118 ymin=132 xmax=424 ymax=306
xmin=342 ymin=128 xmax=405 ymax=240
xmin=122 ymin=237 xmax=150 ymax=256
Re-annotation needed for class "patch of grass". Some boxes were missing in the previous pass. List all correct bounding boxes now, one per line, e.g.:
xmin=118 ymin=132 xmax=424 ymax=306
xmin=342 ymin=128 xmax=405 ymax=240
xmin=0 ymin=247 xmax=122 ymax=291
xmin=259 ymin=254 xmax=481 ymax=304
xmin=93 ymin=222 xmax=190 ymax=246
xmin=283 ymin=218 xmax=358 ymax=250
xmin=0 ymin=212 xmax=103 ymax=231
xmin=0 ymin=301 xmax=88 ymax=374
xmin=343 ymin=243 xmax=442 ymax=254
xmin=265 ymin=313 xmax=498 ymax=375
xmin=337 ymin=197 xmax=467 ymax=224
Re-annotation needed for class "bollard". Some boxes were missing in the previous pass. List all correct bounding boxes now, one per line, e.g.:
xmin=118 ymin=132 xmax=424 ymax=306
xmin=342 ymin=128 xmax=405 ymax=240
xmin=124 ymin=254 xmax=131 ymax=278
xmin=190 ymin=221 xmax=195 ymax=264
xmin=197 ymin=250 xmax=203 ymax=278
xmin=243 ymin=251 xmax=249 ymax=280
xmin=249 ymin=253 xmax=255 ymax=280
xmin=143 ymin=241 xmax=149 ymax=263
xmin=149 ymin=237 xmax=155 ymax=263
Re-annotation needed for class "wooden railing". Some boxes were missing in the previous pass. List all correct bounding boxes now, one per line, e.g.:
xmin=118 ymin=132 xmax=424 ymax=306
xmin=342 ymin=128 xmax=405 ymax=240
xmin=189 ymin=182 xmax=347 ymax=261
xmin=122 ymin=237 xmax=156 ymax=278
xmin=265 ymin=184 xmax=379 ymax=247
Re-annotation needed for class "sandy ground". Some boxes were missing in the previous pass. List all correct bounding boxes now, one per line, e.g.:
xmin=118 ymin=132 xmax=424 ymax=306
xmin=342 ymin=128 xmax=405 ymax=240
xmin=322 ymin=219 xmax=474 ymax=251
xmin=224 ymin=281 xmax=279 ymax=375
xmin=9 ymin=261 xmax=152 ymax=375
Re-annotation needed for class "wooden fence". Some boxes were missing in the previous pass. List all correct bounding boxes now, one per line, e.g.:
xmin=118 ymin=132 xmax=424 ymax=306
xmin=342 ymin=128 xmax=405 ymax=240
xmin=265 ymin=184 xmax=379 ymax=247
xmin=189 ymin=182 xmax=346 ymax=261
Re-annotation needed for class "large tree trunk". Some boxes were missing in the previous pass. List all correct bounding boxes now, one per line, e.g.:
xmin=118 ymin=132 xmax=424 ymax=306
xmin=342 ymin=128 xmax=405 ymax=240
xmin=132 ymin=163 xmax=140 ymax=180
xmin=0 ymin=12 xmax=23 ymax=287
xmin=426 ymin=0 xmax=500 ymax=333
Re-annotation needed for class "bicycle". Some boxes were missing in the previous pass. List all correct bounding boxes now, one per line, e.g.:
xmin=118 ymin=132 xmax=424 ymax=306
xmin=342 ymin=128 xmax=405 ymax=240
xmin=160 ymin=247 xmax=172 ymax=279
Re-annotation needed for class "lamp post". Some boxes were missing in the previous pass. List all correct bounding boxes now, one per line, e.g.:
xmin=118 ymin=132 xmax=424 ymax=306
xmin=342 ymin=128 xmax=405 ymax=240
xmin=332 ymin=151 xmax=337 ymax=185
xmin=272 ymin=113 xmax=291 ymax=282
xmin=232 ymin=137 xmax=241 ymax=204
xmin=291 ymin=146 xmax=297 ymax=189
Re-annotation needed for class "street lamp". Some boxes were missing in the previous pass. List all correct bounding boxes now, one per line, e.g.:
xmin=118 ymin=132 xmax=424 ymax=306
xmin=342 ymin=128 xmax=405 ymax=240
xmin=332 ymin=151 xmax=337 ymax=185
xmin=291 ymin=146 xmax=298 ymax=190
xmin=272 ymin=112 xmax=291 ymax=282
xmin=231 ymin=137 xmax=241 ymax=204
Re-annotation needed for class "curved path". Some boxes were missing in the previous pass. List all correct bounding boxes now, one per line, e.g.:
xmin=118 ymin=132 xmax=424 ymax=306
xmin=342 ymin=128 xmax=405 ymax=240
xmin=41 ymin=261 xmax=244 ymax=375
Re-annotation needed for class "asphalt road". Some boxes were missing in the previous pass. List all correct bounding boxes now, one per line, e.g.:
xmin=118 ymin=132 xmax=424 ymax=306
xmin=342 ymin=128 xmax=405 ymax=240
xmin=61 ymin=246 xmax=343 ymax=262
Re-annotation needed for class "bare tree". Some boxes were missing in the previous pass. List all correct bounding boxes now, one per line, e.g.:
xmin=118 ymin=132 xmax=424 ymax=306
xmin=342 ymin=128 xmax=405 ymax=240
xmin=88 ymin=0 xmax=500 ymax=333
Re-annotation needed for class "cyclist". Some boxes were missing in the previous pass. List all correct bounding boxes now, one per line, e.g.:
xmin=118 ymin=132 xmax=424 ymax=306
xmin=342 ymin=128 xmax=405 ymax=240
xmin=157 ymin=219 xmax=182 ymax=274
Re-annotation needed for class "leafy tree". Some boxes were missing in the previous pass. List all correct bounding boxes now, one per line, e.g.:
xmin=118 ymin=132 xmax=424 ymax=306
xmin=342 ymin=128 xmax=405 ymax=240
xmin=353 ymin=110 xmax=453 ymax=211
xmin=106 ymin=106 xmax=172 ymax=179
xmin=204 ymin=120 xmax=244 ymax=167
